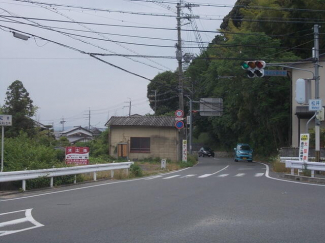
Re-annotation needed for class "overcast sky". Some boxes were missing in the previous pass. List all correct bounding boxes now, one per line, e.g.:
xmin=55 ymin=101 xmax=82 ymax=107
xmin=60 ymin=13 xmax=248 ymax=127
xmin=0 ymin=0 xmax=236 ymax=130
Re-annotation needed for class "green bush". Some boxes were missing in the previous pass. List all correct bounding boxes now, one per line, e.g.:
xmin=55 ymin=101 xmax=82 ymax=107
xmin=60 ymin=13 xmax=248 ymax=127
xmin=130 ymin=164 xmax=143 ymax=177
xmin=3 ymin=132 xmax=59 ymax=171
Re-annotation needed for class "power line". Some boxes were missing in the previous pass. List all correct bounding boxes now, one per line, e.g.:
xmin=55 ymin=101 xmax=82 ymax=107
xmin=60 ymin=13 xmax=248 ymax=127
xmin=128 ymin=0 xmax=325 ymax=13
xmin=0 ymin=24 xmax=153 ymax=81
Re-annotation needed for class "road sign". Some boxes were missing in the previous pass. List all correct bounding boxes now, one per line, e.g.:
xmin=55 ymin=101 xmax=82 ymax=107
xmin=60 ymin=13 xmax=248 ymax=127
xmin=175 ymin=109 xmax=184 ymax=118
xmin=309 ymin=99 xmax=322 ymax=111
xmin=175 ymin=120 xmax=184 ymax=129
xmin=299 ymin=134 xmax=309 ymax=162
xmin=264 ymin=70 xmax=287 ymax=76
xmin=182 ymin=140 xmax=187 ymax=162
xmin=0 ymin=115 xmax=12 ymax=126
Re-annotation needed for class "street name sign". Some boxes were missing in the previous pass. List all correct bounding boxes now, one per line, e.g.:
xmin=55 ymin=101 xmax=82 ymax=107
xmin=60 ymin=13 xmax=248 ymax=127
xmin=0 ymin=115 xmax=12 ymax=126
xmin=264 ymin=70 xmax=287 ymax=76
xmin=309 ymin=99 xmax=322 ymax=111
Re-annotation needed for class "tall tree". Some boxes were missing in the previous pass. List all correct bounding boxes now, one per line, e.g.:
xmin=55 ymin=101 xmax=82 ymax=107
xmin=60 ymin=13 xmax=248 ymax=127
xmin=147 ymin=71 xmax=179 ymax=115
xmin=2 ymin=80 xmax=37 ymax=137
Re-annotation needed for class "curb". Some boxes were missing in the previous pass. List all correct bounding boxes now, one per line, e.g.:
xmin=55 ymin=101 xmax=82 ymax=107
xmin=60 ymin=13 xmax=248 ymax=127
xmin=284 ymin=174 xmax=325 ymax=184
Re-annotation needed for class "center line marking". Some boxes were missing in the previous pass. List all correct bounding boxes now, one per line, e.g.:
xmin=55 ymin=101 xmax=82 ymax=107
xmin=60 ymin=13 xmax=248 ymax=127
xmin=163 ymin=175 xmax=180 ymax=179
xmin=181 ymin=174 xmax=196 ymax=178
xmin=218 ymin=174 xmax=229 ymax=177
xmin=198 ymin=174 xmax=212 ymax=178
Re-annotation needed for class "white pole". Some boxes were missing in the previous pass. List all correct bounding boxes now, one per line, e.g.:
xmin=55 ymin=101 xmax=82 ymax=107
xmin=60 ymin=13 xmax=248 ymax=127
xmin=1 ymin=126 xmax=4 ymax=172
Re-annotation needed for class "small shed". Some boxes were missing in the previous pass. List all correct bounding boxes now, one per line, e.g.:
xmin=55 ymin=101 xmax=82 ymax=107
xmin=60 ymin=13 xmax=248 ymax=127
xmin=106 ymin=116 xmax=179 ymax=161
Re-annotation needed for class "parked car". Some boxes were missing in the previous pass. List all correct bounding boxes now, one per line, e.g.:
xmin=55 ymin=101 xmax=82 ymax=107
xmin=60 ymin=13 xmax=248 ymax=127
xmin=234 ymin=143 xmax=253 ymax=162
xmin=198 ymin=147 xmax=215 ymax=157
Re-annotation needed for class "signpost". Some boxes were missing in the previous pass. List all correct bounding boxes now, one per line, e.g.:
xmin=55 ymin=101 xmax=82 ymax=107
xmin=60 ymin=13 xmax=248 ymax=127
xmin=65 ymin=147 xmax=90 ymax=165
xmin=0 ymin=115 xmax=12 ymax=172
xmin=299 ymin=134 xmax=309 ymax=162
xmin=182 ymin=140 xmax=187 ymax=162
xmin=309 ymin=99 xmax=322 ymax=111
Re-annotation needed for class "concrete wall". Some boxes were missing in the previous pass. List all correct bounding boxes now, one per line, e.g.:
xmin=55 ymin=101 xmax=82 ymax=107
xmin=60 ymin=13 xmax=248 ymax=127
xmin=109 ymin=126 xmax=179 ymax=161
xmin=291 ymin=58 xmax=325 ymax=147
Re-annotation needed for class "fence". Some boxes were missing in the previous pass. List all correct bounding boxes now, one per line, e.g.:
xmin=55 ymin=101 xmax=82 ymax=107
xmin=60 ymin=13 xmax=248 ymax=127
xmin=285 ymin=160 xmax=325 ymax=178
xmin=0 ymin=162 xmax=134 ymax=191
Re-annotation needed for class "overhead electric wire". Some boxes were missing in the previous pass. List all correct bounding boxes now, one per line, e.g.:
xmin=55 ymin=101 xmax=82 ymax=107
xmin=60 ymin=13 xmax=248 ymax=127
xmin=0 ymin=17 xmax=211 ymax=44
xmin=3 ymin=14 xmax=324 ymax=34
xmin=28 ymin=4 xmax=170 ymax=71
xmin=128 ymin=0 xmax=325 ymax=13
xmin=0 ymin=12 xmax=168 ymax=71
xmin=0 ymin=23 xmax=153 ymax=81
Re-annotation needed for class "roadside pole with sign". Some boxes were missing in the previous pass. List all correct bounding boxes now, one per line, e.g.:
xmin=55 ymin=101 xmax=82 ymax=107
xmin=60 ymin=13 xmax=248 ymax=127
xmin=182 ymin=140 xmax=187 ymax=162
xmin=299 ymin=134 xmax=309 ymax=162
xmin=0 ymin=115 xmax=12 ymax=172
xmin=175 ymin=110 xmax=187 ymax=162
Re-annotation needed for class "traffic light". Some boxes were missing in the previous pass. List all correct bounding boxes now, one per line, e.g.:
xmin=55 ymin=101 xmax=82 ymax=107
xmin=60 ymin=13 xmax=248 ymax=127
xmin=241 ymin=60 xmax=266 ymax=78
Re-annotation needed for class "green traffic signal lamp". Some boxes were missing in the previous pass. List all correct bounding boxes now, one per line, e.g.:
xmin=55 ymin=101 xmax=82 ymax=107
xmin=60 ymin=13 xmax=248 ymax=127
xmin=241 ymin=62 xmax=249 ymax=69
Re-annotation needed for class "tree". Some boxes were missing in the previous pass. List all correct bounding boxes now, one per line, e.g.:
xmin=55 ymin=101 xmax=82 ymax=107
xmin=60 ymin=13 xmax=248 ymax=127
xmin=147 ymin=71 xmax=179 ymax=115
xmin=2 ymin=80 xmax=37 ymax=137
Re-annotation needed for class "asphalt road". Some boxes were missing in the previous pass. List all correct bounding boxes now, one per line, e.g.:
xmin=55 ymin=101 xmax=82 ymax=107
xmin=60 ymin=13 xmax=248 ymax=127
xmin=1 ymin=157 xmax=325 ymax=243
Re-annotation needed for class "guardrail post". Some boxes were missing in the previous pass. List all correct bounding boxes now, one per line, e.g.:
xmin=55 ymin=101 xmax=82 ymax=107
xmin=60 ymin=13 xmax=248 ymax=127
xmin=291 ymin=168 xmax=294 ymax=175
xmin=22 ymin=180 xmax=26 ymax=191
xmin=74 ymin=175 xmax=77 ymax=184
xmin=111 ymin=170 xmax=114 ymax=179
xmin=50 ymin=177 xmax=54 ymax=188
xmin=125 ymin=168 xmax=129 ymax=177
xmin=311 ymin=170 xmax=315 ymax=178
xmin=93 ymin=172 xmax=97 ymax=181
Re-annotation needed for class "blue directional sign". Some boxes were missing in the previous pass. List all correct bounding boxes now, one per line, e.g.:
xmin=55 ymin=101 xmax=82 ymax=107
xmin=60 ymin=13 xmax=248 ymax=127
xmin=264 ymin=70 xmax=287 ymax=76
xmin=309 ymin=99 xmax=322 ymax=111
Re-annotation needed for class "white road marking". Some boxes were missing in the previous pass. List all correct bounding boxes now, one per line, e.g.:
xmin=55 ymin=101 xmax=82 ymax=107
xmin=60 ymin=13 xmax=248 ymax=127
xmin=181 ymin=174 xmax=196 ymax=178
xmin=218 ymin=174 xmax=229 ymax=177
xmin=235 ymin=173 xmax=245 ymax=177
xmin=255 ymin=173 xmax=264 ymax=177
xmin=163 ymin=175 xmax=180 ymax=179
xmin=198 ymin=174 xmax=212 ymax=178
xmin=145 ymin=175 xmax=163 ymax=180
xmin=258 ymin=162 xmax=325 ymax=187
xmin=211 ymin=165 xmax=229 ymax=175
xmin=0 ymin=209 xmax=44 ymax=237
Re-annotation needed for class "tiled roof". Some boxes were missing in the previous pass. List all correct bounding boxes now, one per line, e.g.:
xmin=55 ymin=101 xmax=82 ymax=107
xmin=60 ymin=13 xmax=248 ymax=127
xmin=106 ymin=116 xmax=176 ymax=127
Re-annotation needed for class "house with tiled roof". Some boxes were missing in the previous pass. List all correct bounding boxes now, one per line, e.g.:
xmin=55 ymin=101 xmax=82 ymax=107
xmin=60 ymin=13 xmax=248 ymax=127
xmin=59 ymin=126 xmax=93 ymax=144
xmin=105 ymin=116 xmax=179 ymax=161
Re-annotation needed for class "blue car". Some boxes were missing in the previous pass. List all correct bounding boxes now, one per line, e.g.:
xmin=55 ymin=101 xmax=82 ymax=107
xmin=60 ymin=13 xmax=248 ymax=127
xmin=234 ymin=143 xmax=253 ymax=162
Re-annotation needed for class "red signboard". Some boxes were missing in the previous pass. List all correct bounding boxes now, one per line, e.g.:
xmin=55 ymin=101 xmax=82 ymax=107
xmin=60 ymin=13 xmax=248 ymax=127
xmin=65 ymin=147 xmax=89 ymax=165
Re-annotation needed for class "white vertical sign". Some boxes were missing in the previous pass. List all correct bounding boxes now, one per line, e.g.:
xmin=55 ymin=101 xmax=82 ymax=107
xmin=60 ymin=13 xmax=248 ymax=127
xmin=299 ymin=134 xmax=309 ymax=162
xmin=182 ymin=140 xmax=187 ymax=162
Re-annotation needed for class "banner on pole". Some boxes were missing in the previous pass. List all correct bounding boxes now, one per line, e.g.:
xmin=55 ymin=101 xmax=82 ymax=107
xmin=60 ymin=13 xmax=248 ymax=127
xmin=299 ymin=134 xmax=309 ymax=162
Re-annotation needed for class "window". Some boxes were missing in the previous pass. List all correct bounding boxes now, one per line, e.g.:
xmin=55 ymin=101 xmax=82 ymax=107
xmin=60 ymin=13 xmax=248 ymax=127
xmin=130 ymin=137 xmax=150 ymax=153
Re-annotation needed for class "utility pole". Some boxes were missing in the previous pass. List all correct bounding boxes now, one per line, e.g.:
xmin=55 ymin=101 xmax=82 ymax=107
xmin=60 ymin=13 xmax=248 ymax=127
xmin=88 ymin=108 xmax=91 ymax=130
xmin=175 ymin=0 xmax=198 ymax=161
xmin=154 ymin=90 xmax=157 ymax=113
xmin=124 ymin=99 xmax=132 ymax=116
xmin=314 ymin=24 xmax=321 ymax=162
xmin=60 ymin=117 xmax=66 ymax=131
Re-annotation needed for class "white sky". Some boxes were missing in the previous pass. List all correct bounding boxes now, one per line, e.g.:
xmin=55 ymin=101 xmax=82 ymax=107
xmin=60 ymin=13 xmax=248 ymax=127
xmin=0 ymin=0 xmax=236 ymax=130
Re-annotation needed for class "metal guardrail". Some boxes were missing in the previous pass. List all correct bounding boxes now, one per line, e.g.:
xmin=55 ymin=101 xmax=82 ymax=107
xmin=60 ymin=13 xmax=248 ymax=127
xmin=285 ymin=160 xmax=325 ymax=178
xmin=279 ymin=157 xmax=325 ymax=163
xmin=0 ymin=162 xmax=134 ymax=191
